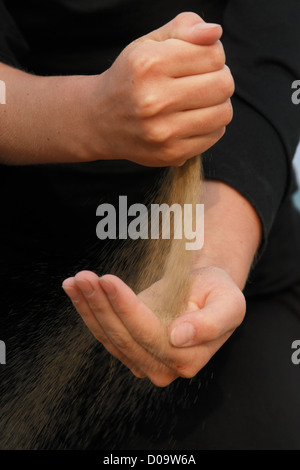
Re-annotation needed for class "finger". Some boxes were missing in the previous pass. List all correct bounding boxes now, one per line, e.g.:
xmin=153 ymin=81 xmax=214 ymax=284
xmin=155 ymin=127 xmax=226 ymax=167
xmin=97 ymin=275 xmax=197 ymax=376
xmin=97 ymin=273 xmax=234 ymax=379
xmin=98 ymin=274 xmax=170 ymax=351
xmin=97 ymin=275 xmax=239 ymax=382
xmin=169 ymin=282 xmax=246 ymax=348
xmin=97 ymin=275 xmax=186 ymax=371
xmin=63 ymin=276 xmax=107 ymax=338
xmin=159 ymin=68 xmax=234 ymax=112
xmin=100 ymin=339 xmax=147 ymax=379
xmin=145 ymin=12 xmax=222 ymax=46
xmin=171 ymin=100 xmax=233 ymax=138
xmin=170 ymin=330 xmax=235 ymax=379
xmin=62 ymin=276 xmax=147 ymax=378
xmin=72 ymin=272 xmax=177 ymax=383
xmin=152 ymin=40 xmax=226 ymax=77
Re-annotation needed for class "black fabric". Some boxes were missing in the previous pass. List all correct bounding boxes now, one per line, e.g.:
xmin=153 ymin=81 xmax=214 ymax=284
xmin=0 ymin=0 xmax=28 ymax=67
xmin=1 ymin=264 xmax=300 ymax=450
xmin=0 ymin=0 xmax=299 ymax=296
xmin=121 ymin=282 xmax=300 ymax=450
xmin=0 ymin=0 xmax=300 ymax=450
xmin=204 ymin=0 xmax=300 ymax=254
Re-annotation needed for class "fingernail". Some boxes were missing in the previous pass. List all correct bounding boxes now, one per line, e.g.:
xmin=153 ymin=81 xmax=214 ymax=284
xmin=62 ymin=278 xmax=74 ymax=294
xmin=193 ymin=22 xmax=221 ymax=31
xmin=62 ymin=284 xmax=71 ymax=295
xmin=171 ymin=322 xmax=195 ymax=347
xmin=99 ymin=276 xmax=116 ymax=299
xmin=62 ymin=283 xmax=80 ymax=303
xmin=75 ymin=277 xmax=94 ymax=296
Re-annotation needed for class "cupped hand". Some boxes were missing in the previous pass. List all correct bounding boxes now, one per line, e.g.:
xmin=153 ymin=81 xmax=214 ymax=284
xmin=62 ymin=266 xmax=246 ymax=387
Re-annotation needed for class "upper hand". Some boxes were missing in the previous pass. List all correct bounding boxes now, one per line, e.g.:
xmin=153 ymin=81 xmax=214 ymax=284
xmin=86 ymin=12 xmax=234 ymax=167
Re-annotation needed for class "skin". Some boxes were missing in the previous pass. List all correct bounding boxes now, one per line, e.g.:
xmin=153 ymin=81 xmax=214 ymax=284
xmin=63 ymin=180 xmax=261 ymax=387
xmin=0 ymin=13 xmax=233 ymax=165
xmin=0 ymin=12 xmax=261 ymax=385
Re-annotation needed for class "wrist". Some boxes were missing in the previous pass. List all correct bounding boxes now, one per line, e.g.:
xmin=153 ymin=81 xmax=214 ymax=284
xmin=191 ymin=250 xmax=251 ymax=291
xmin=0 ymin=63 xmax=107 ymax=165
xmin=66 ymin=72 xmax=112 ymax=163
xmin=191 ymin=180 xmax=262 ymax=290
xmin=18 ymin=72 xmax=111 ymax=164
xmin=45 ymin=73 xmax=108 ymax=163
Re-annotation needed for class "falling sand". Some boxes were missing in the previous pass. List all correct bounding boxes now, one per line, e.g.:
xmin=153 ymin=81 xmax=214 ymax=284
xmin=0 ymin=155 xmax=205 ymax=450
xmin=134 ymin=155 xmax=203 ymax=322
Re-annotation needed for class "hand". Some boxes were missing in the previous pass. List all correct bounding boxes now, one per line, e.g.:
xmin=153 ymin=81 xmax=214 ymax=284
xmin=62 ymin=266 xmax=246 ymax=387
xmin=86 ymin=12 xmax=234 ymax=167
xmin=0 ymin=12 xmax=233 ymax=166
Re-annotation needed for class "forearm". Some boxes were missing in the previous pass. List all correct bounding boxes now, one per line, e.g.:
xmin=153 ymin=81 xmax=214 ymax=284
xmin=0 ymin=62 xmax=99 ymax=165
xmin=193 ymin=179 xmax=262 ymax=290
xmin=0 ymin=15 xmax=234 ymax=167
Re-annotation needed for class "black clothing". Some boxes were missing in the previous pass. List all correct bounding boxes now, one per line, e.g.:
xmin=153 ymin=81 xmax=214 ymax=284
xmin=1 ymin=276 xmax=300 ymax=451
xmin=0 ymin=0 xmax=300 ymax=450
xmin=0 ymin=0 xmax=299 ymax=296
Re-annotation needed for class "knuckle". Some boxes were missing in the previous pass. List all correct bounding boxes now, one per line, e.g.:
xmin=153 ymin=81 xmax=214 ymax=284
xmin=200 ymin=316 xmax=220 ymax=342
xmin=215 ymin=126 xmax=226 ymax=141
xmin=155 ymin=147 xmax=183 ymax=166
xmin=210 ymin=43 xmax=226 ymax=70
xmin=173 ymin=157 xmax=188 ymax=167
xmin=142 ymin=121 xmax=172 ymax=144
xmin=220 ymin=67 xmax=235 ymax=98
xmin=175 ymin=363 xmax=200 ymax=379
xmin=148 ymin=373 xmax=176 ymax=388
xmin=208 ymin=127 xmax=227 ymax=147
xmin=165 ymin=140 xmax=193 ymax=162
xmin=87 ymin=295 xmax=100 ymax=310
xmin=131 ymin=369 xmax=147 ymax=379
xmin=129 ymin=43 xmax=161 ymax=79
xmin=135 ymin=92 xmax=163 ymax=119
xmin=232 ymin=289 xmax=247 ymax=325
xmin=220 ymin=100 xmax=233 ymax=126
xmin=173 ymin=11 xmax=201 ymax=27
xmin=109 ymin=332 xmax=131 ymax=351
xmin=94 ymin=333 xmax=105 ymax=344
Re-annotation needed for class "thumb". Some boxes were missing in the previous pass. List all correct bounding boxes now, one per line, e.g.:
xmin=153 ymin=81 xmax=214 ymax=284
xmin=144 ymin=11 xmax=222 ymax=45
xmin=168 ymin=287 xmax=246 ymax=347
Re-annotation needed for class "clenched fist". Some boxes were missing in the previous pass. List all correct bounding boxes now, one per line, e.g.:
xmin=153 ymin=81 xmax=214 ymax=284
xmin=0 ymin=12 xmax=234 ymax=166
xmin=85 ymin=12 xmax=234 ymax=166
